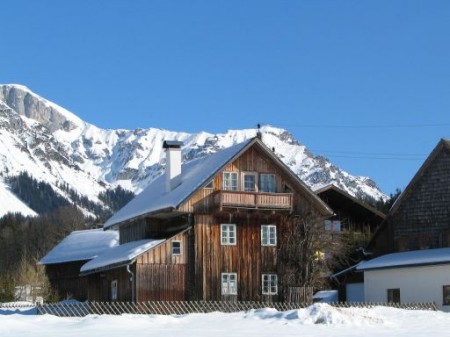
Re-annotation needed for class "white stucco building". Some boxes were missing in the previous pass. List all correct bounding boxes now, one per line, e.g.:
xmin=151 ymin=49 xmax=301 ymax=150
xmin=357 ymin=248 xmax=450 ymax=312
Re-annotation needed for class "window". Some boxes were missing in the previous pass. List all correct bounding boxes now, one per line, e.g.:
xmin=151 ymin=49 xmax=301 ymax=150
xmin=242 ymin=172 xmax=257 ymax=192
xmin=261 ymin=225 xmax=277 ymax=246
xmin=221 ymin=224 xmax=236 ymax=245
xmin=325 ymin=220 xmax=342 ymax=232
xmin=260 ymin=174 xmax=276 ymax=193
xmin=387 ymin=288 xmax=400 ymax=303
xmin=262 ymin=274 xmax=278 ymax=295
xmin=172 ymin=241 xmax=181 ymax=255
xmin=111 ymin=280 xmax=118 ymax=301
xmin=222 ymin=273 xmax=238 ymax=295
xmin=223 ymin=172 xmax=238 ymax=191
xmin=205 ymin=180 xmax=214 ymax=189
xmin=443 ymin=286 xmax=450 ymax=306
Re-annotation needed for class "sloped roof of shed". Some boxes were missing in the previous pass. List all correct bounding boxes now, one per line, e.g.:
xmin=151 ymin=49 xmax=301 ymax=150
xmin=357 ymin=247 xmax=450 ymax=271
xmin=39 ymin=229 xmax=119 ymax=265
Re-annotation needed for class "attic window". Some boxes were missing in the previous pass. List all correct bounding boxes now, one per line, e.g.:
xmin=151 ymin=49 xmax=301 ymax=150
xmin=223 ymin=172 xmax=238 ymax=191
xmin=260 ymin=174 xmax=276 ymax=193
xmin=205 ymin=180 xmax=214 ymax=189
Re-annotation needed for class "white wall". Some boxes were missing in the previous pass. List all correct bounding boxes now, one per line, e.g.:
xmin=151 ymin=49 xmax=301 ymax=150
xmin=346 ymin=283 xmax=364 ymax=302
xmin=364 ymin=264 xmax=450 ymax=311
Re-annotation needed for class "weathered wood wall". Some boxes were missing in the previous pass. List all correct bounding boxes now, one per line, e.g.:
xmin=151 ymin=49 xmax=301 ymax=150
xmin=87 ymin=266 xmax=132 ymax=302
xmin=194 ymin=212 xmax=287 ymax=301
xmin=136 ymin=231 xmax=189 ymax=301
xmin=45 ymin=261 xmax=88 ymax=300
xmin=375 ymin=146 xmax=450 ymax=254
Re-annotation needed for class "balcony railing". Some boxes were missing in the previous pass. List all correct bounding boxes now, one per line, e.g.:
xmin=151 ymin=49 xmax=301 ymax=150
xmin=214 ymin=190 xmax=293 ymax=211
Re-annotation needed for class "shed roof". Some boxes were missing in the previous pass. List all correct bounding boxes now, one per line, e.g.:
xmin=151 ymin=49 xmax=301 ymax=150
xmin=103 ymin=137 xmax=332 ymax=229
xmin=80 ymin=238 xmax=165 ymax=275
xmin=39 ymin=229 xmax=119 ymax=265
xmin=356 ymin=247 xmax=450 ymax=271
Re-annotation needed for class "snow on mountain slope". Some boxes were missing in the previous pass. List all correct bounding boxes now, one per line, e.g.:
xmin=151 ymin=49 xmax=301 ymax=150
xmin=0 ymin=180 xmax=37 ymax=217
xmin=0 ymin=84 xmax=387 ymax=217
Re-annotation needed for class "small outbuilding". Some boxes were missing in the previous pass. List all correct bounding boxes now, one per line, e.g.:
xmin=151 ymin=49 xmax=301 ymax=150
xmin=357 ymin=247 xmax=450 ymax=312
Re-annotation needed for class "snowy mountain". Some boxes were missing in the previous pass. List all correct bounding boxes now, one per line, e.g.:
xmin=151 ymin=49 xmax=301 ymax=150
xmin=0 ymin=84 xmax=387 ymax=218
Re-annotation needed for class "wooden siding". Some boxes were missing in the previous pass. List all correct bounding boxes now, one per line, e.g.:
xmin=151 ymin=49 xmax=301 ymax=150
xmin=45 ymin=262 xmax=88 ymax=301
xmin=120 ymin=220 xmax=148 ymax=244
xmin=87 ymin=266 xmax=132 ymax=302
xmin=373 ymin=146 xmax=450 ymax=255
xmin=194 ymin=213 xmax=286 ymax=301
xmin=135 ymin=231 xmax=189 ymax=301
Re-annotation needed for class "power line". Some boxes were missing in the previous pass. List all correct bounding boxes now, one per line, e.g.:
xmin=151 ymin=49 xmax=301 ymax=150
xmin=279 ymin=123 xmax=450 ymax=129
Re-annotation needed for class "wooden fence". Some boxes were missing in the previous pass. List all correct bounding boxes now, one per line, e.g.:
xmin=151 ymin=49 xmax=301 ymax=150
xmin=30 ymin=300 xmax=437 ymax=317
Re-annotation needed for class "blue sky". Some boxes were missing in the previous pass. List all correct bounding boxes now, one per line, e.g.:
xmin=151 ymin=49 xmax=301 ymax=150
xmin=1 ymin=0 xmax=449 ymax=196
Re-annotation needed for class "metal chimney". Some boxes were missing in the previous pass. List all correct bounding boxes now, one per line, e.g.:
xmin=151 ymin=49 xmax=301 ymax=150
xmin=162 ymin=140 xmax=183 ymax=192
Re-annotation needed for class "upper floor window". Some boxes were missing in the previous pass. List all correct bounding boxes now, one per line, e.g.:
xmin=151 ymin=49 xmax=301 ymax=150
xmin=205 ymin=180 xmax=214 ymax=189
xmin=243 ymin=172 xmax=257 ymax=192
xmin=260 ymin=174 xmax=276 ymax=193
xmin=325 ymin=220 xmax=341 ymax=232
xmin=221 ymin=224 xmax=237 ymax=245
xmin=262 ymin=274 xmax=278 ymax=295
xmin=172 ymin=241 xmax=181 ymax=255
xmin=261 ymin=225 xmax=277 ymax=246
xmin=221 ymin=273 xmax=238 ymax=295
xmin=223 ymin=172 xmax=238 ymax=191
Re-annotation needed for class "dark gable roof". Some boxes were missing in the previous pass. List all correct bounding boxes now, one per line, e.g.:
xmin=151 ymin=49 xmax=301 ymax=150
xmin=388 ymin=138 xmax=450 ymax=215
xmin=367 ymin=138 xmax=450 ymax=248
xmin=315 ymin=184 xmax=386 ymax=221
xmin=103 ymin=137 xmax=332 ymax=229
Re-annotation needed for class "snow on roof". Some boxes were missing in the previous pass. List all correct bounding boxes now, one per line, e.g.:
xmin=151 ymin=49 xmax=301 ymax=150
xmin=39 ymin=229 xmax=119 ymax=265
xmin=80 ymin=238 xmax=165 ymax=274
xmin=356 ymin=247 xmax=450 ymax=271
xmin=103 ymin=138 xmax=254 ymax=229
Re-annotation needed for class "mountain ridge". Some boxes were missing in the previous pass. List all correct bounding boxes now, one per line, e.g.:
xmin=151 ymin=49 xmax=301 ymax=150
xmin=0 ymin=84 xmax=387 ymax=218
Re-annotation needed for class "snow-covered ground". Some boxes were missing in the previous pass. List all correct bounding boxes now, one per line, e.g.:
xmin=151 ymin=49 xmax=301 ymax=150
xmin=1 ymin=303 xmax=449 ymax=337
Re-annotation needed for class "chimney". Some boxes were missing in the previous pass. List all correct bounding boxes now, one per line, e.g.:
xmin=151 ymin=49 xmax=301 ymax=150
xmin=163 ymin=140 xmax=183 ymax=193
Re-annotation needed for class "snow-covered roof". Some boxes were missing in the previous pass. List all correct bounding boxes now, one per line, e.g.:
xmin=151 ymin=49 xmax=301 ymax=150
xmin=103 ymin=139 xmax=255 ymax=228
xmin=80 ymin=238 xmax=165 ymax=274
xmin=357 ymin=247 xmax=450 ymax=271
xmin=39 ymin=229 xmax=119 ymax=265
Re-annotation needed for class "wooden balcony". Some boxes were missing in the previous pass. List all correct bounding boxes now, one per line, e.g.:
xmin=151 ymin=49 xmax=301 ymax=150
xmin=214 ymin=190 xmax=293 ymax=211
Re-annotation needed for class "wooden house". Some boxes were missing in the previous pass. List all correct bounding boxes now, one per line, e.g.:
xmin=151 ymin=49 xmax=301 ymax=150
xmin=368 ymin=139 xmax=450 ymax=256
xmin=39 ymin=229 xmax=119 ymax=300
xmin=78 ymin=137 xmax=333 ymax=302
xmin=315 ymin=184 xmax=386 ymax=301
xmin=357 ymin=139 xmax=450 ymax=310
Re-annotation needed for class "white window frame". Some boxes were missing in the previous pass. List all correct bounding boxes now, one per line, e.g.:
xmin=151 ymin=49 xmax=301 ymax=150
xmin=172 ymin=240 xmax=182 ymax=255
xmin=261 ymin=225 xmax=277 ymax=246
xmin=325 ymin=220 xmax=342 ymax=232
xmin=260 ymin=173 xmax=276 ymax=193
xmin=221 ymin=224 xmax=237 ymax=245
xmin=221 ymin=272 xmax=238 ymax=295
xmin=242 ymin=172 xmax=258 ymax=192
xmin=111 ymin=280 xmax=118 ymax=301
xmin=223 ymin=172 xmax=238 ymax=191
xmin=262 ymin=274 xmax=278 ymax=295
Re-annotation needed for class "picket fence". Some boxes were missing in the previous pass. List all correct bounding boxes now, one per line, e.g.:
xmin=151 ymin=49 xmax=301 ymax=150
xmin=32 ymin=300 xmax=437 ymax=317
xmin=1 ymin=300 xmax=437 ymax=317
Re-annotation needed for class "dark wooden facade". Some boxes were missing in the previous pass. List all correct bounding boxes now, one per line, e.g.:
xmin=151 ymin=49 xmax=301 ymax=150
xmin=85 ymin=139 xmax=331 ymax=302
xmin=369 ymin=139 xmax=450 ymax=256
xmin=45 ymin=261 xmax=88 ymax=300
